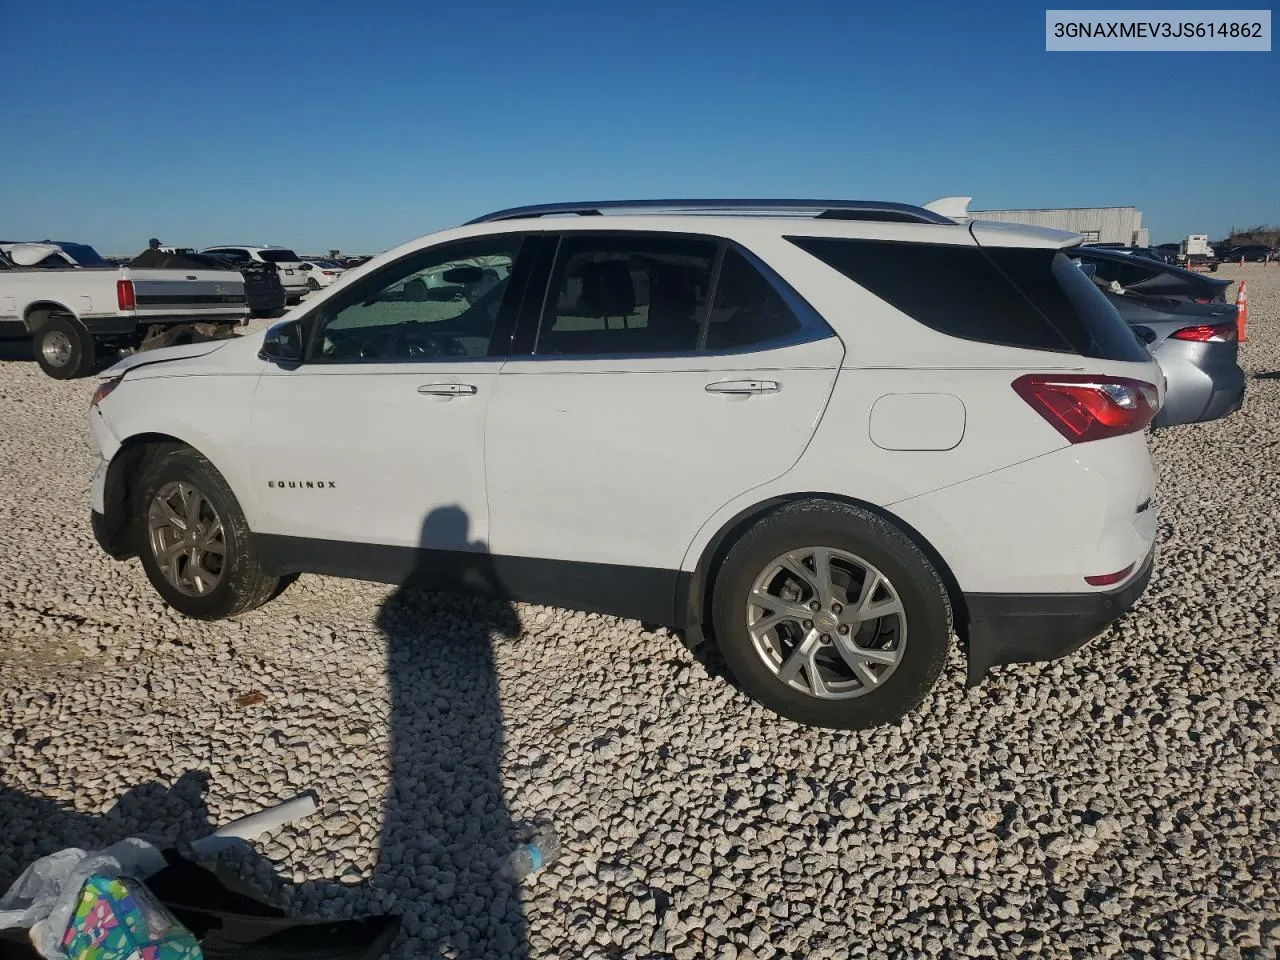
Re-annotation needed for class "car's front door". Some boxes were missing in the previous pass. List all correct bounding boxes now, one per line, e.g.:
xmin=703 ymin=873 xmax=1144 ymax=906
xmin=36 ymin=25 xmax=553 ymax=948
xmin=482 ymin=231 xmax=845 ymax=621
xmin=247 ymin=234 xmax=532 ymax=577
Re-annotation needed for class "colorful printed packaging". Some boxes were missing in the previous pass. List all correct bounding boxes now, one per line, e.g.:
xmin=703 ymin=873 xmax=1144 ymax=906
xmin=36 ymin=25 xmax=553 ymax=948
xmin=59 ymin=874 xmax=202 ymax=960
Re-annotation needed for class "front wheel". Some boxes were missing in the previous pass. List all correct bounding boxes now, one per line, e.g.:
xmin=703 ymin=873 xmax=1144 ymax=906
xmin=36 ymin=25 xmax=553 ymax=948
xmin=33 ymin=314 xmax=95 ymax=379
xmin=135 ymin=446 xmax=285 ymax=619
xmin=711 ymin=500 xmax=952 ymax=730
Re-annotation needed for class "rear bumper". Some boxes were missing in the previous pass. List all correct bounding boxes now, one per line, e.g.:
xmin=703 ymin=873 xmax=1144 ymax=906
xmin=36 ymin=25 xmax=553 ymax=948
xmin=1152 ymin=341 xmax=1245 ymax=427
xmin=963 ymin=542 xmax=1155 ymax=687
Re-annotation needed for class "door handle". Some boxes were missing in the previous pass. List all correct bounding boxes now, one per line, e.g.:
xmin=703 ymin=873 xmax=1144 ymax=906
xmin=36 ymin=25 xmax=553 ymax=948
xmin=417 ymin=383 xmax=477 ymax=396
xmin=704 ymin=380 xmax=780 ymax=396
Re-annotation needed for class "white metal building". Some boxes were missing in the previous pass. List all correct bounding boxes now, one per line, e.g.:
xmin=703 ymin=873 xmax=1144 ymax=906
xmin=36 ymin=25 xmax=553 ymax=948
xmin=968 ymin=206 xmax=1149 ymax=247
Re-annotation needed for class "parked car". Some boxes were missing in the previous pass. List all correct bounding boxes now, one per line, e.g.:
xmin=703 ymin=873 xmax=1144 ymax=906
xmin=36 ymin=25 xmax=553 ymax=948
xmin=299 ymin=259 xmax=347 ymax=290
xmin=1069 ymin=246 xmax=1232 ymax=303
xmin=86 ymin=197 xmax=1164 ymax=730
xmin=1068 ymin=254 xmax=1244 ymax=428
xmin=132 ymin=247 xmax=287 ymax=320
xmin=1085 ymin=276 xmax=1243 ymax=428
xmin=200 ymin=246 xmax=309 ymax=304
xmin=1219 ymin=244 xmax=1274 ymax=263
xmin=0 ymin=241 xmax=248 ymax=379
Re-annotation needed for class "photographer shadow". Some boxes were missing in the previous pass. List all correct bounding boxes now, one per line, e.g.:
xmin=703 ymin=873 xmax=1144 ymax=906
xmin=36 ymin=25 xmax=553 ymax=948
xmin=0 ymin=506 xmax=530 ymax=959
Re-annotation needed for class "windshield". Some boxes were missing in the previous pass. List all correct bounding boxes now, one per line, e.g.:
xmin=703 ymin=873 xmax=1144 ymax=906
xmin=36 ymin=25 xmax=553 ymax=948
xmin=259 ymin=249 xmax=301 ymax=263
xmin=311 ymin=259 xmax=343 ymax=269
xmin=56 ymin=242 xmax=109 ymax=266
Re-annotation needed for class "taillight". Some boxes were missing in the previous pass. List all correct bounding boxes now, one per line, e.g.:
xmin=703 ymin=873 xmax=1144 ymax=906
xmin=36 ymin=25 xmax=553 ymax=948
xmin=323 ymin=270 xmax=336 ymax=276
xmin=1171 ymin=320 xmax=1237 ymax=342
xmin=116 ymin=279 xmax=136 ymax=311
xmin=91 ymin=376 xmax=123 ymax=407
xmin=1012 ymin=374 xmax=1159 ymax=443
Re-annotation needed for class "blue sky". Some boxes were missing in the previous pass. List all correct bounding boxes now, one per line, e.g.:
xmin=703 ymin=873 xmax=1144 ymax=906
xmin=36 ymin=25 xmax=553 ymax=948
xmin=2 ymin=1 xmax=1275 ymax=254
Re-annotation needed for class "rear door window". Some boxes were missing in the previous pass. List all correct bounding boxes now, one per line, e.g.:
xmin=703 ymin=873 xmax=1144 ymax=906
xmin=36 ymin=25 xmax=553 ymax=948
xmin=535 ymin=234 xmax=718 ymax=356
xmin=533 ymin=233 xmax=824 ymax=357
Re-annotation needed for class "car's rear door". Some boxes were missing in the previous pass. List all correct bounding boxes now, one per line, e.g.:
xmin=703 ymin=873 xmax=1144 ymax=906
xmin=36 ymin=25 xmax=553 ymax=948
xmin=482 ymin=230 xmax=844 ymax=622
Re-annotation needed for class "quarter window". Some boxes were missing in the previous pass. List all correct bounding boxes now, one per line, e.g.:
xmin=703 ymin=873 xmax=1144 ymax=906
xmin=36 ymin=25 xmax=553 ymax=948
xmin=309 ymin=237 xmax=521 ymax=362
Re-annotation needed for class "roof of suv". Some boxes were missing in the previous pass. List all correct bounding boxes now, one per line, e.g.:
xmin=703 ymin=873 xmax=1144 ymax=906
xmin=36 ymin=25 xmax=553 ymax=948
xmin=455 ymin=198 xmax=1084 ymax=250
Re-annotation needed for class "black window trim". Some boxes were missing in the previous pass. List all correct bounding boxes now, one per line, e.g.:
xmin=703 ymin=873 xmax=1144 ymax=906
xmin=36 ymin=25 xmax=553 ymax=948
xmin=507 ymin=229 xmax=835 ymax=362
xmin=294 ymin=233 xmax=537 ymax=366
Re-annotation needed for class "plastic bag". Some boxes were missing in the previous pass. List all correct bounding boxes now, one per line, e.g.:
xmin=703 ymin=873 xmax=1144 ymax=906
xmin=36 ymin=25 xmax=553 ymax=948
xmin=0 ymin=839 xmax=166 ymax=958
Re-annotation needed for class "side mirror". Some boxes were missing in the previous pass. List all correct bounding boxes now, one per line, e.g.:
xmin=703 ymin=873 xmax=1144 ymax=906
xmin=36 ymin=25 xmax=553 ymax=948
xmin=259 ymin=319 xmax=304 ymax=365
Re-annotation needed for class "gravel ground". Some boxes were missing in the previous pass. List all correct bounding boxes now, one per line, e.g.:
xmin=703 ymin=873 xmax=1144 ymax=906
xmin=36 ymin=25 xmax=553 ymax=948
xmin=2 ymin=266 xmax=1278 ymax=959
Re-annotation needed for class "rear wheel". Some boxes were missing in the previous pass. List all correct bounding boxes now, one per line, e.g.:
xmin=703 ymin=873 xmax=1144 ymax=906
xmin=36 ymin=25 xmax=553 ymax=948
xmin=33 ymin=314 xmax=95 ymax=379
xmin=306 ymin=277 xmax=320 ymax=291
xmin=711 ymin=500 xmax=952 ymax=729
xmin=135 ymin=446 xmax=283 ymax=619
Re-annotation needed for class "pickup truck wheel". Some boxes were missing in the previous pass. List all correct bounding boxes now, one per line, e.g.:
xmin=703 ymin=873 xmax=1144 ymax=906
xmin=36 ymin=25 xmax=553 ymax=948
xmin=135 ymin=446 xmax=284 ymax=620
xmin=33 ymin=314 xmax=95 ymax=380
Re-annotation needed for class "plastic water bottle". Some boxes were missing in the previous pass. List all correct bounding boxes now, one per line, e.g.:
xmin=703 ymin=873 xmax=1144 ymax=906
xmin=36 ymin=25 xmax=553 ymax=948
xmin=506 ymin=827 xmax=560 ymax=879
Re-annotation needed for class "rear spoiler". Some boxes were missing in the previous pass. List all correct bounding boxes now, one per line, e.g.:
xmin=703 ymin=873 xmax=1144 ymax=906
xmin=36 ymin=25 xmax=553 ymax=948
xmin=923 ymin=196 xmax=972 ymax=221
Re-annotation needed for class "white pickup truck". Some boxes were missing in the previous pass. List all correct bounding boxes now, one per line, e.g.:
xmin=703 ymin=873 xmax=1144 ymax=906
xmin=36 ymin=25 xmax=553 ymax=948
xmin=0 ymin=241 xmax=250 ymax=379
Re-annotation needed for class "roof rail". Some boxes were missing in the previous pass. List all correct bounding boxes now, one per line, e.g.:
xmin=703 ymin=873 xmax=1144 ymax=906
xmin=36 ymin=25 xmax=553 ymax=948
xmin=463 ymin=198 xmax=956 ymax=226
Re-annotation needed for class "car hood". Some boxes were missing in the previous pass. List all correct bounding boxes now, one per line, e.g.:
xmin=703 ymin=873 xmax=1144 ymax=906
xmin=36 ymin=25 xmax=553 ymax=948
xmin=101 ymin=331 xmax=266 ymax=380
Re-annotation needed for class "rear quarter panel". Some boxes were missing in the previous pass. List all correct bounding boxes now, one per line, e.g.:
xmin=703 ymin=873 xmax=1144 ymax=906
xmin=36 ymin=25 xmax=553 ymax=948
xmin=680 ymin=225 xmax=1162 ymax=595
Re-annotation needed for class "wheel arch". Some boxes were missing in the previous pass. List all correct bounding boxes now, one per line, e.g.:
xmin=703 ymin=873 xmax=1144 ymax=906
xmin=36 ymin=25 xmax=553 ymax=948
xmin=97 ymin=432 xmax=213 ymax=559
xmin=24 ymin=301 xmax=78 ymax=331
xmin=680 ymin=492 xmax=970 ymax=645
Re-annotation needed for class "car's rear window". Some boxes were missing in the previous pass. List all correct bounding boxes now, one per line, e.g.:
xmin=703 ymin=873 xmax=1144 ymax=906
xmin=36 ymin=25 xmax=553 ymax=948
xmin=259 ymin=249 xmax=301 ymax=263
xmin=785 ymin=236 xmax=1149 ymax=361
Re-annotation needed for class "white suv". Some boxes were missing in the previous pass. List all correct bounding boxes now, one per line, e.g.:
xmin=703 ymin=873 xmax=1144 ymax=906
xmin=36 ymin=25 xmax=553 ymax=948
xmin=87 ymin=199 xmax=1163 ymax=729
xmin=200 ymin=245 xmax=310 ymax=304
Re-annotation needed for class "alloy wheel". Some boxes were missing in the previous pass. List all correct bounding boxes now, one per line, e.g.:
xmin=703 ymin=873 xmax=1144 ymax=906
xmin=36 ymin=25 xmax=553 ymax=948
xmin=747 ymin=546 xmax=906 ymax=699
xmin=147 ymin=481 xmax=227 ymax=597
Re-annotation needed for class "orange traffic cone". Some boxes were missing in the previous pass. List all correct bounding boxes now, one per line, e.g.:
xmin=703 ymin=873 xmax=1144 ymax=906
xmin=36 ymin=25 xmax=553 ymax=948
xmin=1235 ymin=280 xmax=1248 ymax=342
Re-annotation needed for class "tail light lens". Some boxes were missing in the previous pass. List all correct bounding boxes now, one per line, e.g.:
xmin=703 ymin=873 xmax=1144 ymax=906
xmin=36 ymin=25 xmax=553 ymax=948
xmin=323 ymin=270 xmax=336 ymax=276
xmin=116 ymin=279 xmax=136 ymax=311
xmin=1170 ymin=320 xmax=1237 ymax=342
xmin=91 ymin=376 xmax=123 ymax=407
xmin=1012 ymin=374 xmax=1159 ymax=443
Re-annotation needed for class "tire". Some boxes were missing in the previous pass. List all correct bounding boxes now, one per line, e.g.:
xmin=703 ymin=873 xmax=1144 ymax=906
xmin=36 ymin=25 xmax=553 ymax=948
xmin=710 ymin=499 xmax=952 ymax=730
xmin=306 ymin=278 xmax=320 ymax=291
xmin=134 ymin=446 xmax=283 ymax=620
xmin=33 ymin=314 xmax=95 ymax=379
